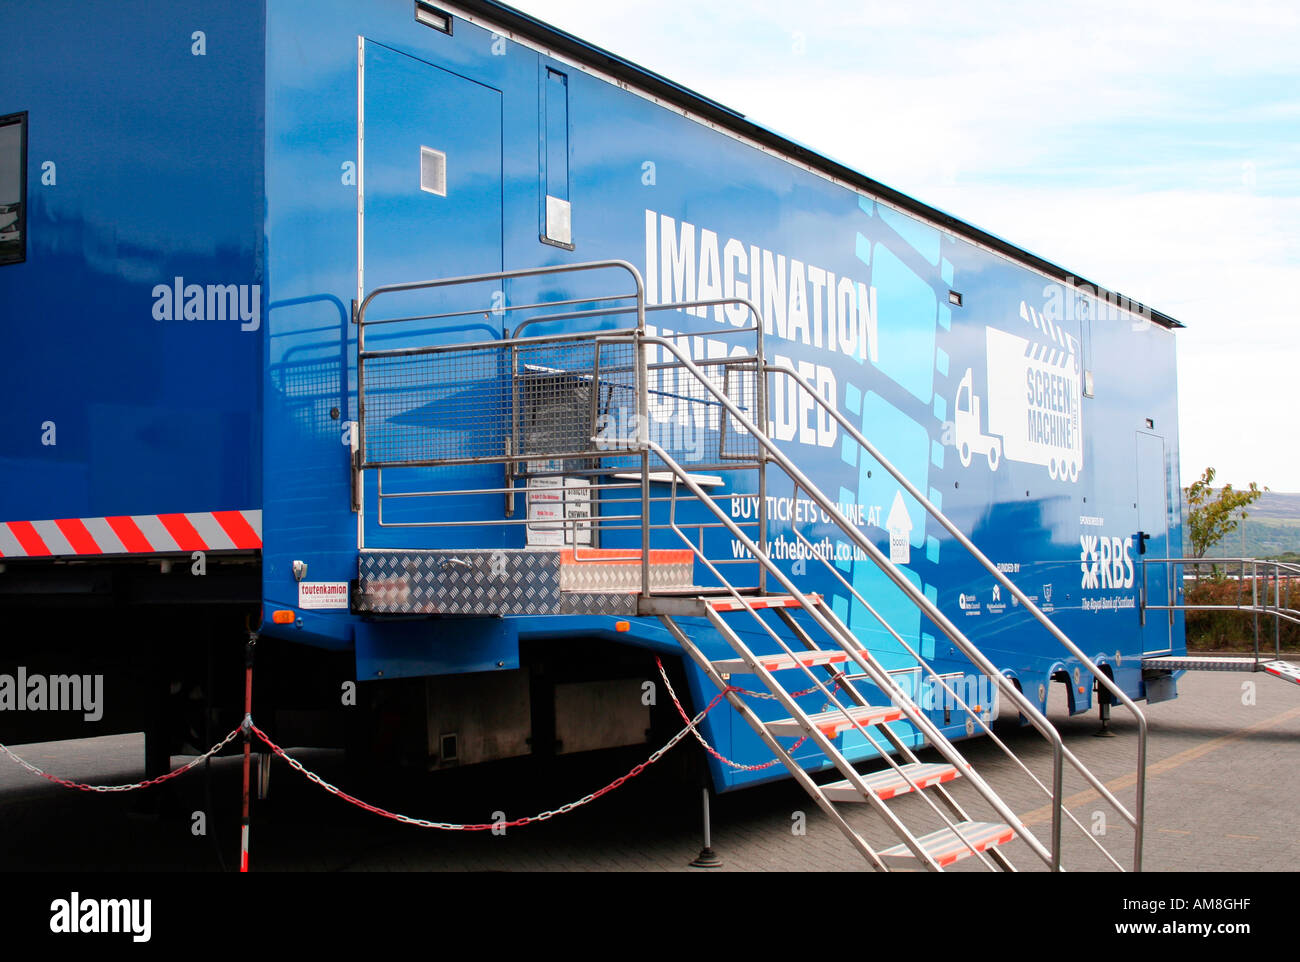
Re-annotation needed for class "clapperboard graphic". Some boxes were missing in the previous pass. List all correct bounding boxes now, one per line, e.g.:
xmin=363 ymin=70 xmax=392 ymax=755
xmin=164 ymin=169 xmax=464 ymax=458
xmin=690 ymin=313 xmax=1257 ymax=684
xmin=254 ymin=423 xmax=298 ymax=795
xmin=981 ymin=302 xmax=1084 ymax=482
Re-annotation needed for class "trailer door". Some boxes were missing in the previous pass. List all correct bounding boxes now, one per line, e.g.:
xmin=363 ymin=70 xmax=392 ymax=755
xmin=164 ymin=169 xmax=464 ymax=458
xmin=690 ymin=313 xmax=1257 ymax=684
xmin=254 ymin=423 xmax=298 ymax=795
xmin=360 ymin=40 xmax=503 ymax=341
xmin=1136 ymin=431 xmax=1172 ymax=653
xmin=357 ymin=41 xmax=506 ymax=549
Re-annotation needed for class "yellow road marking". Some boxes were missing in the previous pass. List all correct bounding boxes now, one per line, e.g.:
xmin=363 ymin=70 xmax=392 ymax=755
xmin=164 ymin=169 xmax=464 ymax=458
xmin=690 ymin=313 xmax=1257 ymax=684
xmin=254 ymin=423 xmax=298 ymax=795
xmin=1018 ymin=703 xmax=1300 ymax=828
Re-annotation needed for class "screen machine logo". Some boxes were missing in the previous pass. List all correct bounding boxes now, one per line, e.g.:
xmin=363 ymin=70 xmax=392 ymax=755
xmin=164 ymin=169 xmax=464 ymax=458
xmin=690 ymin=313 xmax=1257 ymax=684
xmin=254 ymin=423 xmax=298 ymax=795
xmin=952 ymin=300 xmax=1083 ymax=482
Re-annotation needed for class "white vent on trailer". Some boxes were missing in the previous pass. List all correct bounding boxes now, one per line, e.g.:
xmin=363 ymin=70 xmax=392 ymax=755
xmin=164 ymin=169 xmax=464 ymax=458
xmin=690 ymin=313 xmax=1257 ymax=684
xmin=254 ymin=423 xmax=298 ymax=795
xmin=546 ymin=194 xmax=572 ymax=246
xmin=420 ymin=146 xmax=447 ymax=196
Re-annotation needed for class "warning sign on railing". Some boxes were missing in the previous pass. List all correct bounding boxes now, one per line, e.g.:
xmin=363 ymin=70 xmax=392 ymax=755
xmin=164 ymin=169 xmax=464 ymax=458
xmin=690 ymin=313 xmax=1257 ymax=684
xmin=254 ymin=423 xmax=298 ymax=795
xmin=526 ymin=476 xmax=592 ymax=546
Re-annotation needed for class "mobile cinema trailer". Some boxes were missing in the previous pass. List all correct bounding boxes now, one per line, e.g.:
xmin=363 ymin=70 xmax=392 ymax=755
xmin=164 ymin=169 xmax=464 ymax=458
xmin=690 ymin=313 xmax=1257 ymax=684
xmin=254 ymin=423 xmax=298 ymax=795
xmin=0 ymin=0 xmax=1185 ymax=871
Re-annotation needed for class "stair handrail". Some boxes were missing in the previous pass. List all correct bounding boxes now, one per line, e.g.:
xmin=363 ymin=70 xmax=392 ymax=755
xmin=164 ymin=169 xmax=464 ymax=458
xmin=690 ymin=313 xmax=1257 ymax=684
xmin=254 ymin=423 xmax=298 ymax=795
xmin=648 ymin=439 xmax=1057 ymax=869
xmin=784 ymin=515 xmax=1125 ymax=870
xmin=663 ymin=484 xmax=1014 ymax=869
xmin=639 ymin=356 xmax=1081 ymax=868
xmin=643 ymin=337 xmax=1155 ymax=869
xmin=766 ymin=358 xmax=1149 ymax=869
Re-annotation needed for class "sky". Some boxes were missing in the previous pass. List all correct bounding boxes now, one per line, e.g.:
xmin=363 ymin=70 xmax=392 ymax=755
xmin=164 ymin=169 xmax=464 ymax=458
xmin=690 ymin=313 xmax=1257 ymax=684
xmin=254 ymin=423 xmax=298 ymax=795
xmin=503 ymin=0 xmax=1300 ymax=492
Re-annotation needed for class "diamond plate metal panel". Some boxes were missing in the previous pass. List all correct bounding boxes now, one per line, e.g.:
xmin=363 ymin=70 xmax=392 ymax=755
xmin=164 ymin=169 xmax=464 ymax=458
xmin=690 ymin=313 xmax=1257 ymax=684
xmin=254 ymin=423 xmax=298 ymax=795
xmin=558 ymin=558 xmax=694 ymax=592
xmin=358 ymin=549 xmax=689 ymax=617
xmin=559 ymin=591 xmax=639 ymax=617
xmin=359 ymin=549 xmax=562 ymax=615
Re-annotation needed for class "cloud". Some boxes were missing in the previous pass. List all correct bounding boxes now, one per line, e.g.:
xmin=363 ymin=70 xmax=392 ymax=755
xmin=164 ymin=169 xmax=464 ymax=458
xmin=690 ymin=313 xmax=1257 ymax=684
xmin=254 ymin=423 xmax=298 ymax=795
xmin=508 ymin=0 xmax=1300 ymax=488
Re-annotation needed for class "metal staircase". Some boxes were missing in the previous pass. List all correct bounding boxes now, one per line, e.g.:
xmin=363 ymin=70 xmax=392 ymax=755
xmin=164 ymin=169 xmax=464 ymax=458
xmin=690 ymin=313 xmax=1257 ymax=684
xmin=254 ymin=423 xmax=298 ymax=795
xmin=349 ymin=259 xmax=1151 ymax=871
xmin=658 ymin=592 xmax=1031 ymax=870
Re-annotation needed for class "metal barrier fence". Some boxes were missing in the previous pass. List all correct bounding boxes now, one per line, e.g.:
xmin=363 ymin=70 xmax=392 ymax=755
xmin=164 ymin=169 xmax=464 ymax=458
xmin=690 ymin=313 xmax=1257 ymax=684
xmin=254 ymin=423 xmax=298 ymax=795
xmin=1143 ymin=556 xmax=1300 ymax=660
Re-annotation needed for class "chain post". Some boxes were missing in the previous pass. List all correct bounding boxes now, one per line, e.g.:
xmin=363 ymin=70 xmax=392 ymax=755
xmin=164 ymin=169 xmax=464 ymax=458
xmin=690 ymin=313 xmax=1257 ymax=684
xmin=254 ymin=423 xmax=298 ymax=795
xmin=240 ymin=631 xmax=257 ymax=872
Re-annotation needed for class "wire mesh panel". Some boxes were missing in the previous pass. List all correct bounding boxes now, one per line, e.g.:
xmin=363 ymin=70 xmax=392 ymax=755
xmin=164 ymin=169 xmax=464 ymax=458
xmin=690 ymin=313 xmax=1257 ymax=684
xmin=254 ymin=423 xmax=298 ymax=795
xmin=363 ymin=344 xmax=510 ymax=466
xmin=643 ymin=355 xmax=761 ymax=468
xmin=720 ymin=358 xmax=761 ymax=461
xmin=514 ymin=337 xmax=639 ymax=472
xmin=361 ymin=335 xmax=642 ymax=469
xmin=270 ymin=356 xmax=345 ymax=439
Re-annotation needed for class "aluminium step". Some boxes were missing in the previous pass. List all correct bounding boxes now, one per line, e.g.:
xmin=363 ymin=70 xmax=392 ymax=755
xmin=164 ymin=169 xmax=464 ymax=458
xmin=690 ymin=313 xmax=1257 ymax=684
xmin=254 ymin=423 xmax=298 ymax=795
xmin=713 ymin=649 xmax=849 ymax=675
xmin=645 ymin=591 xmax=824 ymax=619
xmin=880 ymin=820 xmax=1016 ymax=869
xmin=708 ymin=594 xmax=822 ymax=612
xmin=637 ymin=589 xmax=766 ymax=617
xmin=556 ymin=548 xmax=693 ymax=592
xmin=767 ymin=704 xmax=904 ymax=740
xmin=822 ymin=762 xmax=961 ymax=803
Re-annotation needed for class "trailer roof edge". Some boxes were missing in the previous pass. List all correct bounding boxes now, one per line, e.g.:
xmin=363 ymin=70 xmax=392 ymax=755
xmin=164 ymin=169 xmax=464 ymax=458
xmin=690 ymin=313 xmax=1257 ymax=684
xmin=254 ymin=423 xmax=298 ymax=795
xmin=453 ymin=0 xmax=1184 ymax=331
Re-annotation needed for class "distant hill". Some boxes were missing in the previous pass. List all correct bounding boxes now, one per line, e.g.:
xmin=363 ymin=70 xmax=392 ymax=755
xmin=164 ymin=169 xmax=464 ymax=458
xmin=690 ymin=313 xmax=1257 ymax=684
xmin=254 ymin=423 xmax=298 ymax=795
xmin=1183 ymin=490 xmax=1300 ymax=559
xmin=1243 ymin=491 xmax=1300 ymax=522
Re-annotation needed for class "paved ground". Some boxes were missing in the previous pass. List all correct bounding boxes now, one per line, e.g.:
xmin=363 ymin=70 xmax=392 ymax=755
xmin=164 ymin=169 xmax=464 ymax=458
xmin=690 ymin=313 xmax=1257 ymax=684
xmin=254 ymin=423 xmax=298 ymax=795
xmin=1 ymin=668 xmax=1296 ymax=872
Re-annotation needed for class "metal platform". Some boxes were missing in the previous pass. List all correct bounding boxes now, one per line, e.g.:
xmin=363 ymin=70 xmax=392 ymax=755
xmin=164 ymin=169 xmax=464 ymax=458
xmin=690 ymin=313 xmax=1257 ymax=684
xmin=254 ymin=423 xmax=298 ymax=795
xmin=1143 ymin=655 xmax=1300 ymax=687
xmin=1145 ymin=655 xmax=1286 ymax=672
xmin=355 ymin=547 xmax=695 ymax=616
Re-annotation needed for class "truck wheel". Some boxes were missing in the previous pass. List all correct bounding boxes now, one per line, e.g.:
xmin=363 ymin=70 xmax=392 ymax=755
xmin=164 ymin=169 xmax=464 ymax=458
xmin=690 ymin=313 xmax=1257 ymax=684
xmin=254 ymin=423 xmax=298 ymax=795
xmin=1068 ymin=460 xmax=1079 ymax=482
xmin=1048 ymin=459 xmax=1059 ymax=480
xmin=987 ymin=445 xmax=1000 ymax=471
xmin=959 ymin=442 xmax=971 ymax=467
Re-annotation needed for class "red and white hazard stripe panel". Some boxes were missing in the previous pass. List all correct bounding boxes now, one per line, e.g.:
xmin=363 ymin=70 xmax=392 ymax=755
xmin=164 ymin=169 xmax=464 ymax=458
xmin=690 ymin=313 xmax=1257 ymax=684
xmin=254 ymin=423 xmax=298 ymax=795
xmin=0 ymin=510 xmax=262 ymax=558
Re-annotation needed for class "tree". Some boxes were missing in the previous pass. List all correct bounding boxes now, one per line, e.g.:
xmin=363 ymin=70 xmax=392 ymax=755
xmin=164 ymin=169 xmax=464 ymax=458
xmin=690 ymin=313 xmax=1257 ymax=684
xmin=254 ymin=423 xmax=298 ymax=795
xmin=1183 ymin=467 xmax=1266 ymax=558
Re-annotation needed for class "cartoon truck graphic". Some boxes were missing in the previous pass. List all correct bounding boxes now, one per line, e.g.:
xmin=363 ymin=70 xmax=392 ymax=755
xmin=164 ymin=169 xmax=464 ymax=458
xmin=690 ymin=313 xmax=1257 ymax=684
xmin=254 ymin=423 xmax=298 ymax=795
xmin=953 ymin=367 xmax=1002 ymax=471
xmin=984 ymin=326 xmax=1083 ymax=482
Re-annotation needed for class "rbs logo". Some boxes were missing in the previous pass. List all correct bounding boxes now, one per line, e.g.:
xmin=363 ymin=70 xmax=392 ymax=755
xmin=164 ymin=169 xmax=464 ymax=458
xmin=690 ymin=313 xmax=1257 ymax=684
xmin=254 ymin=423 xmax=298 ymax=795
xmin=1080 ymin=534 xmax=1134 ymax=590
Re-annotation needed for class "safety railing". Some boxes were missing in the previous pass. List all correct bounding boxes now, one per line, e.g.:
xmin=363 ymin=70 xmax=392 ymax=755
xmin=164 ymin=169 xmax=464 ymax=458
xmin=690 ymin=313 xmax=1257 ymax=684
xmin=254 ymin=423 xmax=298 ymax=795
xmin=764 ymin=358 xmax=1147 ymax=869
xmin=655 ymin=459 xmax=1039 ymax=870
xmin=782 ymin=482 xmax=1128 ymax=870
xmin=354 ymin=260 xmax=772 ymax=595
xmin=1142 ymin=556 xmax=1300 ymax=661
xmin=646 ymin=339 xmax=1145 ymax=871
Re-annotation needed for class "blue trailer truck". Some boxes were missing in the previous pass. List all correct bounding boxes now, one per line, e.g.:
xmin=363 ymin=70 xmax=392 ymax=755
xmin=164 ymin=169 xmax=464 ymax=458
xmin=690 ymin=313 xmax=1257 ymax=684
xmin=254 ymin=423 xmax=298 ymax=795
xmin=0 ymin=0 xmax=1187 ymax=870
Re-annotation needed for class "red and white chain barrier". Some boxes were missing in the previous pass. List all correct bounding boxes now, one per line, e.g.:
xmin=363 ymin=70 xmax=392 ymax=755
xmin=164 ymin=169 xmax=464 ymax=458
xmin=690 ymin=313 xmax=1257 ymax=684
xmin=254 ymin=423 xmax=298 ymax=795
xmin=0 ymin=660 xmax=810 ymax=829
xmin=248 ymin=686 xmax=728 ymax=830
xmin=0 ymin=726 xmax=244 ymax=792
xmin=654 ymin=656 xmax=806 ymax=771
